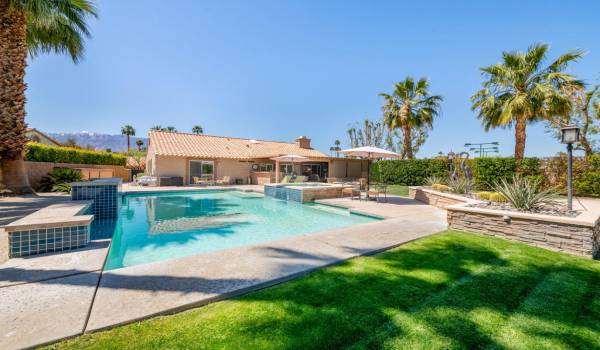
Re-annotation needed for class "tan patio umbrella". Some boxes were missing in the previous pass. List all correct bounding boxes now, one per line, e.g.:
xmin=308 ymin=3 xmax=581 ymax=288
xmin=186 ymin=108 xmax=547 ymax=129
xmin=270 ymin=154 xmax=309 ymax=183
xmin=339 ymin=146 xmax=401 ymax=190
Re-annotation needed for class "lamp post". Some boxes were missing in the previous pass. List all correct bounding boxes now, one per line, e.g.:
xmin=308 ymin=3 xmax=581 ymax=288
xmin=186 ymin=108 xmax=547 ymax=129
xmin=560 ymin=125 xmax=580 ymax=210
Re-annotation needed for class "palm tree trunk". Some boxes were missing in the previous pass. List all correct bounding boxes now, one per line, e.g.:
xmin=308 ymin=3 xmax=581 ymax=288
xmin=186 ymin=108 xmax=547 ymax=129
xmin=514 ymin=114 xmax=527 ymax=161
xmin=127 ymin=135 xmax=131 ymax=152
xmin=402 ymin=124 xmax=414 ymax=159
xmin=580 ymin=109 xmax=593 ymax=156
xmin=0 ymin=5 xmax=33 ymax=193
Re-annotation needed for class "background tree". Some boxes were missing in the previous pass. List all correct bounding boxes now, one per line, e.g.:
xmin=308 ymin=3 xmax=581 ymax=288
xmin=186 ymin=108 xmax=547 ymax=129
xmin=0 ymin=0 xmax=97 ymax=193
xmin=164 ymin=126 xmax=177 ymax=132
xmin=63 ymin=137 xmax=79 ymax=148
xmin=150 ymin=125 xmax=163 ymax=131
xmin=471 ymin=43 xmax=584 ymax=161
xmin=380 ymin=77 xmax=442 ymax=159
xmin=192 ymin=125 xmax=204 ymax=134
xmin=136 ymin=139 xmax=144 ymax=151
xmin=347 ymin=119 xmax=386 ymax=148
xmin=546 ymin=85 xmax=599 ymax=155
xmin=121 ymin=125 xmax=135 ymax=152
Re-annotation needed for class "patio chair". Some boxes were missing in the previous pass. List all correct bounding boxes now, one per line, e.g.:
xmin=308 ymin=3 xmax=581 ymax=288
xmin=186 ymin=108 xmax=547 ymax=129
xmin=342 ymin=184 xmax=362 ymax=200
xmin=367 ymin=184 xmax=388 ymax=203
xmin=216 ymin=176 xmax=231 ymax=185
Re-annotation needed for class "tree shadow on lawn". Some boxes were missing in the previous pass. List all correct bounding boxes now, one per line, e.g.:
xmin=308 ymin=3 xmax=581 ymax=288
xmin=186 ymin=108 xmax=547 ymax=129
xmin=223 ymin=235 xmax=600 ymax=349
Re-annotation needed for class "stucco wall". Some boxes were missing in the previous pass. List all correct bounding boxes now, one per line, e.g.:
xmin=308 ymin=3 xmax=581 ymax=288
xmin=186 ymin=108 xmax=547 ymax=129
xmin=215 ymin=159 xmax=252 ymax=183
xmin=26 ymin=161 xmax=131 ymax=189
xmin=329 ymin=159 xmax=368 ymax=178
xmin=155 ymin=156 xmax=188 ymax=183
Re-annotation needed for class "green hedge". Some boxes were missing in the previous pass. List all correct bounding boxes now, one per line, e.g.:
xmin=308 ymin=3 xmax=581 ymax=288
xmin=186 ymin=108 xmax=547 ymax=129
xmin=373 ymin=155 xmax=600 ymax=197
xmin=26 ymin=143 xmax=127 ymax=166
xmin=373 ymin=159 xmax=448 ymax=186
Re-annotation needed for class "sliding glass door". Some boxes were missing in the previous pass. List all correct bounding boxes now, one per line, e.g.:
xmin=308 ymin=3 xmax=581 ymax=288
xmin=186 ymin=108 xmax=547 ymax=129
xmin=189 ymin=160 xmax=214 ymax=184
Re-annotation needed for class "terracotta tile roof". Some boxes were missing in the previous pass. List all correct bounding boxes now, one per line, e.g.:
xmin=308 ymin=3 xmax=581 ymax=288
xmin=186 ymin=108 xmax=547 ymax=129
xmin=149 ymin=131 xmax=329 ymax=160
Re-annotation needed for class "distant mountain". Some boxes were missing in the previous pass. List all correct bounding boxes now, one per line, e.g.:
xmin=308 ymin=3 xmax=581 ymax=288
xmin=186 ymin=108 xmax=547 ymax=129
xmin=49 ymin=131 xmax=148 ymax=152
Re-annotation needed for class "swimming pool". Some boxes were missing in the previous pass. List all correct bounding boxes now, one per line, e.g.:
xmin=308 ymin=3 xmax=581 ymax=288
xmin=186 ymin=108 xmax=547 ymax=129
xmin=103 ymin=190 xmax=378 ymax=270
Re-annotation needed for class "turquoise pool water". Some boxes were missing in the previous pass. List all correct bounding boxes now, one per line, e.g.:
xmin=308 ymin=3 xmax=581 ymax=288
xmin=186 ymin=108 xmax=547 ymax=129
xmin=103 ymin=190 xmax=378 ymax=270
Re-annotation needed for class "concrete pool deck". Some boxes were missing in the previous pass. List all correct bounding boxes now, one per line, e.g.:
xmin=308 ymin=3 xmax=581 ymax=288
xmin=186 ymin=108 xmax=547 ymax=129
xmin=0 ymin=187 xmax=446 ymax=349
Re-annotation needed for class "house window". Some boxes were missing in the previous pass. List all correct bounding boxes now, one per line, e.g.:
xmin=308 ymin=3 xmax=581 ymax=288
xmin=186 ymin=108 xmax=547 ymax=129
xmin=189 ymin=160 xmax=214 ymax=184
xmin=279 ymin=164 xmax=293 ymax=174
xmin=254 ymin=163 xmax=273 ymax=172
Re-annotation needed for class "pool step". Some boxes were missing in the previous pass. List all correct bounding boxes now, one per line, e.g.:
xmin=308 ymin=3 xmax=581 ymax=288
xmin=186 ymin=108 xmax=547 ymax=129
xmin=308 ymin=204 xmax=351 ymax=216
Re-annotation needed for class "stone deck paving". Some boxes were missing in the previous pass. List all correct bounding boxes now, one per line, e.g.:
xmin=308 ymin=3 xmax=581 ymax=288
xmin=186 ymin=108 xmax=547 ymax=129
xmin=0 ymin=187 xmax=446 ymax=349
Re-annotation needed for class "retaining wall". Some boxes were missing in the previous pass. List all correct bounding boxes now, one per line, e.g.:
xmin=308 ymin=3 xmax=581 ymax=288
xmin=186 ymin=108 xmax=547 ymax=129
xmin=26 ymin=161 xmax=131 ymax=189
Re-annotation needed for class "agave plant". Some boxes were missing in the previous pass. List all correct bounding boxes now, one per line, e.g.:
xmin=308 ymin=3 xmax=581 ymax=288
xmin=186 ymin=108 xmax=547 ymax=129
xmin=494 ymin=175 xmax=557 ymax=210
xmin=425 ymin=175 xmax=448 ymax=186
xmin=39 ymin=168 xmax=83 ymax=192
xmin=447 ymin=176 xmax=471 ymax=194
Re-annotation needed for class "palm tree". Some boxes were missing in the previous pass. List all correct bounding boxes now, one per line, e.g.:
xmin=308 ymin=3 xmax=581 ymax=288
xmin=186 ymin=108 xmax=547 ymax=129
xmin=164 ymin=126 xmax=177 ymax=132
xmin=334 ymin=139 xmax=341 ymax=157
xmin=380 ymin=77 xmax=442 ymax=159
xmin=121 ymin=125 xmax=136 ymax=152
xmin=150 ymin=125 xmax=163 ymax=131
xmin=471 ymin=43 xmax=584 ymax=161
xmin=192 ymin=125 xmax=203 ymax=134
xmin=0 ymin=0 xmax=97 ymax=193
xmin=135 ymin=139 xmax=144 ymax=151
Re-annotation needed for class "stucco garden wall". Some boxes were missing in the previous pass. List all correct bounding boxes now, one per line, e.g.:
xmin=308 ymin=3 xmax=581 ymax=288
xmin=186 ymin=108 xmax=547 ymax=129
xmin=26 ymin=161 xmax=131 ymax=189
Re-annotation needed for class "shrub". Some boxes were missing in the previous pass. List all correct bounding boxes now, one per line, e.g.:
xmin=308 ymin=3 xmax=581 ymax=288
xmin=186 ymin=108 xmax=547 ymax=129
xmin=470 ymin=157 xmax=517 ymax=190
xmin=39 ymin=168 xmax=83 ymax=192
xmin=494 ymin=175 xmax=557 ymax=210
xmin=374 ymin=159 xmax=448 ymax=186
xmin=476 ymin=191 xmax=493 ymax=200
xmin=26 ymin=143 xmax=126 ymax=166
xmin=489 ymin=192 xmax=508 ymax=203
xmin=447 ymin=176 xmax=471 ymax=194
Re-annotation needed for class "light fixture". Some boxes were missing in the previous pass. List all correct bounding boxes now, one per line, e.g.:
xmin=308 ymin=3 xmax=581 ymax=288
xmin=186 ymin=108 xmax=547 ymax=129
xmin=560 ymin=125 xmax=580 ymax=144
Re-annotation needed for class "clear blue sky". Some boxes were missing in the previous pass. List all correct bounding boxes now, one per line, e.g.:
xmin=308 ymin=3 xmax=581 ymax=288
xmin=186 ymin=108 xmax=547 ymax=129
xmin=26 ymin=0 xmax=599 ymax=157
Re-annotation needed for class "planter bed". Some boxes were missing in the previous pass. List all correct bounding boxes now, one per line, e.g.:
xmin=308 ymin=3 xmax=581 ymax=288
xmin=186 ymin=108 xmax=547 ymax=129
xmin=409 ymin=186 xmax=600 ymax=258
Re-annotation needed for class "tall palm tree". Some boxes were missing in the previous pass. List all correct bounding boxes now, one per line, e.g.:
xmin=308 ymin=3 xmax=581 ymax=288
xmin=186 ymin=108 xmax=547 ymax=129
xmin=121 ymin=125 xmax=135 ymax=152
xmin=471 ymin=43 xmax=584 ymax=161
xmin=192 ymin=125 xmax=203 ymax=134
xmin=135 ymin=139 xmax=144 ymax=151
xmin=379 ymin=77 xmax=442 ymax=159
xmin=334 ymin=139 xmax=341 ymax=157
xmin=0 ymin=0 xmax=97 ymax=193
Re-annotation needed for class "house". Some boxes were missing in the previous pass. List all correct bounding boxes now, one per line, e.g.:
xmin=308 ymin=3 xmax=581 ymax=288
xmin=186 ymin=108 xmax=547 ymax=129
xmin=146 ymin=131 xmax=369 ymax=185
xmin=25 ymin=128 xmax=62 ymax=146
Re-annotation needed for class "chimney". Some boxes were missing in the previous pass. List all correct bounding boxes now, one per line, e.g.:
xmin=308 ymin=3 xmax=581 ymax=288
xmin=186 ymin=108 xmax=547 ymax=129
xmin=295 ymin=136 xmax=311 ymax=149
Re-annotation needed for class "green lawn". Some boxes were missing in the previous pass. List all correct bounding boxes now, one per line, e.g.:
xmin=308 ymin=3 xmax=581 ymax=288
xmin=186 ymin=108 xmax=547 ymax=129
xmin=49 ymin=231 xmax=600 ymax=349
xmin=386 ymin=184 xmax=409 ymax=196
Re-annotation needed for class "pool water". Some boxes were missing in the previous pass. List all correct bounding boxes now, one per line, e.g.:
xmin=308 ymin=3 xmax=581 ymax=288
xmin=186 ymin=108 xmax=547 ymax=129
xmin=103 ymin=190 xmax=378 ymax=270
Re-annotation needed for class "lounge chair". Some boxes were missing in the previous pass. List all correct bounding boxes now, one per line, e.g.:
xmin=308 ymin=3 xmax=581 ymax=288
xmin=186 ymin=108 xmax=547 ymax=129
xmin=367 ymin=184 xmax=388 ymax=202
xmin=137 ymin=175 xmax=157 ymax=186
xmin=216 ymin=176 xmax=231 ymax=185
xmin=280 ymin=175 xmax=291 ymax=184
xmin=293 ymin=175 xmax=307 ymax=183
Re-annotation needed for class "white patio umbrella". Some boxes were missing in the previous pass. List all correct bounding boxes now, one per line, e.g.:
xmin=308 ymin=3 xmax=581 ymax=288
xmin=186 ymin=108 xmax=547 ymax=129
xmin=339 ymin=146 xmax=401 ymax=190
xmin=270 ymin=154 xmax=309 ymax=183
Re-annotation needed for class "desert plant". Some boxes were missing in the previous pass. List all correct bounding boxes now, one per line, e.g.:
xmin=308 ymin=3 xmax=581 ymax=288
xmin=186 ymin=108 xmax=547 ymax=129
xmin=432 ymin=184 xmax=450 ymax=192
xmin=476 ymin=191 xmax=493 ymax=200
xmin=489 ymin=192 xmax=508 ymax=203
xmin=494 ymin=175 xmax=557 ymax=210
xmin=425 ymin=175 xmax=448 ymax=186
xmin=447 ymin=177 xmax=471 ymax=194
xmin=38 ymin=168 xmax=83 ymax=192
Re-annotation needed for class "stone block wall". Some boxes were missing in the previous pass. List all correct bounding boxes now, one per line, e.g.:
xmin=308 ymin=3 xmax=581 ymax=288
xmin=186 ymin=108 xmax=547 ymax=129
xmin=409 ymin=187 xmax=468 ymax=209
xmin=448 ymin=209 xmax=599 ymax=258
